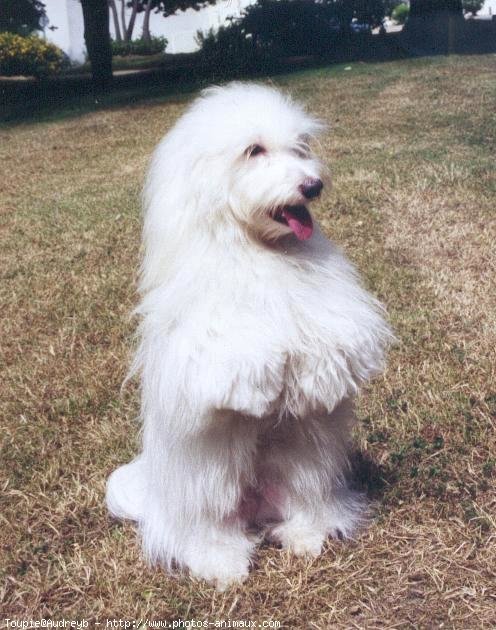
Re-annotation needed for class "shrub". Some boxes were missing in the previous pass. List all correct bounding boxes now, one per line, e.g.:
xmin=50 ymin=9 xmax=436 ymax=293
xmin=196 ymin=0 xmax=388 ymax=77
xmin=392 ymin=3 xmax=409 ymax=24
xmin=462 ymin=0 xmax=484 ymax=15
xmin=383 ymin=0 xmax=404 ymax=17
xmin=240 ymin=0 xmax=343 ymax=57
xmin=0 ymin=0 xmax=47 ymax=36
xmin=111 ymin=36 xmax=167 ymax=57
xmin=195 ymin=24 xmax=260 ymax=79
xmin=0 ymin=32 xmax=65 ymax=77
xmin=196 ymin=0 xmax=344 ymax=78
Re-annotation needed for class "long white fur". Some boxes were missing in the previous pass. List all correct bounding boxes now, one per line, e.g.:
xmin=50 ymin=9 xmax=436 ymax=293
xmin=106 ymin=82 xmax=392 ymax=589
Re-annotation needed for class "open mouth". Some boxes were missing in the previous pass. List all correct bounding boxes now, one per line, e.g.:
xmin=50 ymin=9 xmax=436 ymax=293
xmin=273 ymin=205 xmax=313 ymax=241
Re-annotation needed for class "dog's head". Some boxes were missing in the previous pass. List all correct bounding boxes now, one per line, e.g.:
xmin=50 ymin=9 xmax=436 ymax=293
xmin=142 ymin=83 xmax=325 ymax=288
xmin=199 ymin=83 xmax=325 ymax=242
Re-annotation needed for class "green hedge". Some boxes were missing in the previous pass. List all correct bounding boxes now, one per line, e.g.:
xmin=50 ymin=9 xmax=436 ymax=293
xmin=111 ymin=36 xmax=167 ymax=57
xmin=0 ymin=32 xmax=65 ymax=77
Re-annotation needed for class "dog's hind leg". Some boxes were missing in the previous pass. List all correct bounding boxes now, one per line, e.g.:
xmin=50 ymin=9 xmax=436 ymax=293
xmin=262 ymin=400 xmax=366 ymax=556
xmin=106 ymin=457 xmax=147 ymax=522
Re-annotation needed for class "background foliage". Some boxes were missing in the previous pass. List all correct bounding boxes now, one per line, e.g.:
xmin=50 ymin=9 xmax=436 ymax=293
xmin=0 ymin=0 xmax=47 ymax=36
xmin=392 ymin=3 xmax=409 ymax=24
xmin=0 ymin=31 xmax=64 ymax=77
xmin=196 ymin=0 xmax=388 ymax=75
xmin=462 ymin=0 xmax=484 ymax=14
xmin=110 ymin=35 xmax=167 ymax=56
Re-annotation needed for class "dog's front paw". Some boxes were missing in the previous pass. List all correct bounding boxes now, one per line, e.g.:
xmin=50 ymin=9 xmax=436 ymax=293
xmin=269 ymin=518 xmax=326 ymax=557
xmin=323 ymin=490 xmax=368 ymax=540
xmin=268 ymin=491 xmax=367 ymax=557
xmin=200 ymin=344 xmax=286 ymax=418
xmin=182 ymin=530 xmax=254 ymax=590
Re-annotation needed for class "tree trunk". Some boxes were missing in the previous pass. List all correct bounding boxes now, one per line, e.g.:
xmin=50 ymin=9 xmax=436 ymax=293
xmin=108 ymin=0 xmax=121 ymax=41
xmin=125 ymin=0 xmax=139 ymax=41
xmin=119 ymin=0 xmax=127 ymax=38
xmin=409 ymin=0 xmax=463 ymax=18
xmin=81 ymin=0 xmax=113 ymax=91
xmin=404 ymin=0 xmax=464 ymax=54
xmin=142 ymin=0 xmax=153 ymax=42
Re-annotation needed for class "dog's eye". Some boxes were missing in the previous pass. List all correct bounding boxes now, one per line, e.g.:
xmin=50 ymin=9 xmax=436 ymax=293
xmin=246 ymin=144 xmax=266 ymax=158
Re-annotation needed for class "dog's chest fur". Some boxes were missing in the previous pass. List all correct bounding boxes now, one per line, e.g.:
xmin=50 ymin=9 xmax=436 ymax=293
xmin=154 ymin=230 xmax=390 ymax=420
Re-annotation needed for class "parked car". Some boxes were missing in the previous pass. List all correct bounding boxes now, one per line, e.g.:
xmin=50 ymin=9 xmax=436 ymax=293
xmin=350 ymin=19 xmax=371 ymax=33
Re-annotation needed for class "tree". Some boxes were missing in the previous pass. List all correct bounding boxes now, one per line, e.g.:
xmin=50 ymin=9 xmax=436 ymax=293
xmin=0 ymin=0 xmax=47 ymax=35
xmin=141 ymin=0 xmax=154 ymax=41
xmin=125 ymin=0 xmax=139 ymax=40
xmin=106 ymin=0 xmax=215 ymax=43
xmin=141 ymin=0 xmax=216 ymax=18
xmin=403 ymin=0 xmax=464 ymax=54
xmin=81 ymin=0 xmax=113 ymax=90
xmin=462 ymin=0 xmax=484 ymax=15
xmin=392 ymin=3 xmax=409 ymax=24
xmin=135 ymin=0 xmax=217 ymax=41
xmin=350 ymin=0 xmax=386 ymax=27
xmin=107 ymin=0 xmax=133 ymax=42
xmin=409 ymin=0 xmax=463 ymax=18
xmin=382 ymin=0 xmax=403 ymax=17
xmin=218 ymin=0 xmax=386 ymax=58
xmin=108 ymin=0 xmax=122 ymax=40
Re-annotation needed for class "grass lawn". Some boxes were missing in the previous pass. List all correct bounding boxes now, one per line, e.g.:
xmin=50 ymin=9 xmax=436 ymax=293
xmin=62 ymin=52 xmax=197 ymax=75
xmin=1 ymin=54 xmax=495 ymax=626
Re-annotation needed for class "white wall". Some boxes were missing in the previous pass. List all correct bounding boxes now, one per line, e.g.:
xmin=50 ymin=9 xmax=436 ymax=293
xmin=43 ymin=0 xmax=86 ymax=63
xmin=479 ymin=0 xmax=496 ymax=16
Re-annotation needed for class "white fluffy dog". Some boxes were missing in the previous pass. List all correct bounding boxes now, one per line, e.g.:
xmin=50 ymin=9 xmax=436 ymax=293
xmin=106 ymin=82 xmax=391 ymax=588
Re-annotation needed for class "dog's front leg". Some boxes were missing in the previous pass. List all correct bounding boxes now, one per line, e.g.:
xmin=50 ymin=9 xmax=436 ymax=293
xmin=263 ymin=400 xmax=366 ymax=556
xmin=140 ymin=411 xmax=259 ymax=589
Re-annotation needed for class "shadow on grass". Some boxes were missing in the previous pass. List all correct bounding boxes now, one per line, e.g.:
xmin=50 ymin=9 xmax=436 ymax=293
xmin=2 ymin=26 xmax=495 ymax=127
xmin=0 ymin=35 xmax=403 ymax=126
xmin=0 ymin=65 xmax=204 ymax=127
xmin=351 ymin=450 xmax=397 ymax=501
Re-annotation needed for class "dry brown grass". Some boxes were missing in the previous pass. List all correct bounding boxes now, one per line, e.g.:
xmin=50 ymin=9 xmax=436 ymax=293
xmin=1 ymin=55 xmax=495 ymax=628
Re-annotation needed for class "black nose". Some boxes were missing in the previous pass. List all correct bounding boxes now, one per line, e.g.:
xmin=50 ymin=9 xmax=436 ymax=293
xmin=299 ymin=178 xmax=323 ymax=200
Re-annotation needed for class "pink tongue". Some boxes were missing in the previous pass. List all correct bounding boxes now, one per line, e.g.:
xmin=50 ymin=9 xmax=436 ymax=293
xmin=282 ymin=206 xmax=313 ymax=240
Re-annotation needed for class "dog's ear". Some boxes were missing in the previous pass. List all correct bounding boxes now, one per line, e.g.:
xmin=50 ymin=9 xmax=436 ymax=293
xmin=139 ymin=132 xmax=195 ymax=293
